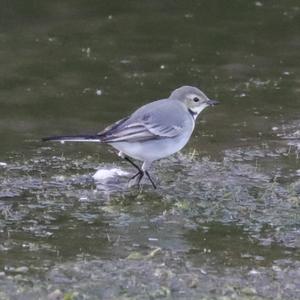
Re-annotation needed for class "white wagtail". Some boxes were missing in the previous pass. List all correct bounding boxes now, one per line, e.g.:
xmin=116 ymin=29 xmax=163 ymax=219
xmin=43 ymin=86 xmax=219 ymax=189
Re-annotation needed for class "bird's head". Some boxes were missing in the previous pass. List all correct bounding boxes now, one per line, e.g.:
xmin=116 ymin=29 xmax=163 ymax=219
xmin=169 ymin=86 xmax=219 ymax=119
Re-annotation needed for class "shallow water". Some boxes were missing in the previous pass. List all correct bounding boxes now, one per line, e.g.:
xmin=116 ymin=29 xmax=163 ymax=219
xmin=0 ymin=1 xmax=300 ymax=299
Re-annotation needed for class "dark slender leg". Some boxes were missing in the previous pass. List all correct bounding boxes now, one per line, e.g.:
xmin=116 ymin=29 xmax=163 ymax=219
xmin=145 ymin=171 xmax=157 ymax=189
xmin=124 ymin=156 xmax=156 ymax=189
xmin=129 ymin=170 xmax=144 ymax=188
xmin=125 ymin=157 xmax=143 ymax=187
xmin=124 ymin=157 xmax=142 ymax=172
xmin=136 ymin=172 xmax=144 ymax=185
xmin=131 ymin=171 xmax=143 ymax=180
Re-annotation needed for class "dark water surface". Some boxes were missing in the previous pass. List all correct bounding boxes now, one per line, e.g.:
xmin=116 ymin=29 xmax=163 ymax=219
xmin=0 ymin=1 xmax=300 ymax=299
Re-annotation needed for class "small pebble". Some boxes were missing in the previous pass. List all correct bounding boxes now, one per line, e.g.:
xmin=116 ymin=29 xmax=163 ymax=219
xmin=15 ymin=266 xmax=29 ymax=273
xmin=248 ymin=269 xmax=259 ymax=275
xmin=47 ymin=289 xmax=63 ymax=300
xmin=79 ymin=197 xmax=88 ymax=201
xmin=200 ymin=269 xmax=207 ymax=275
xmin=272 ymin=265 xmax=281 ymax=272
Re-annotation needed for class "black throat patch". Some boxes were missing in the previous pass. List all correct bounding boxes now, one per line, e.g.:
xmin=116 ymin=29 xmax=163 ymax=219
xmin=188 ymin=108 xmax=197 ymax=119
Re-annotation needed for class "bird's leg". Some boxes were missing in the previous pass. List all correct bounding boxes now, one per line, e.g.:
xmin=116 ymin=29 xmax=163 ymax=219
xmin=145 ymin=171 xmax=157 ymax=189
xmin=123 ymin=156 xmax=144 ymax=187
xmin=124 ymin=156 xmax=142 ymax=173
xmin=128 ymin=170 xmax=144 ymax=188
xmin=124 ymin=156 xmax=156 ymax=189
xmin=132 ymin=171 xmax=144 ymax=184
xmin=142 ymin=161 xmax=157 ymax=190
xmin=130 ymin=169 xmax=143 ymax=181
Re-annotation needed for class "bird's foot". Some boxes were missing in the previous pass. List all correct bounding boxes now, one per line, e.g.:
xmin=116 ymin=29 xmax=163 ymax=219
xmin=128 ymin=170 xmax=157 ymax=189
xmin=128 ymin=170 xmax=144 ymax=188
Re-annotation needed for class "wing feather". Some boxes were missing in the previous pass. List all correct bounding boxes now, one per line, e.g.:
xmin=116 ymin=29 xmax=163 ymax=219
xmin=99 ymin=121 xmax=182 ymax=143
xmin=97 ymin=99 xmax=185 ymax=143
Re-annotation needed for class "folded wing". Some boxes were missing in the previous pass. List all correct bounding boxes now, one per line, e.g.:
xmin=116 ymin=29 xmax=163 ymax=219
xmin=98 ymin=119 xmax=182 ymax=143
xmin=97 ymin=99 xmax=187 ymax=143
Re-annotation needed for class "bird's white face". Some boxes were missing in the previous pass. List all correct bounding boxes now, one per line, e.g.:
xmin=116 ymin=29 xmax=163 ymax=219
xmin=182 ymin=92 xmax=211 ymax=119
xmin=169 ymin=86 xmax=219 ymax=119
xmin=187 ymin=93 xmax=209 ymax=113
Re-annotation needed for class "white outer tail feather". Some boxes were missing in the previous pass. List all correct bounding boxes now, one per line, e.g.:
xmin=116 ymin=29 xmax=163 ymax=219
xmin=58 ymin=138 xmax=101 ymax=143
xmin=42 ymin=135 xmax=101 ymax=143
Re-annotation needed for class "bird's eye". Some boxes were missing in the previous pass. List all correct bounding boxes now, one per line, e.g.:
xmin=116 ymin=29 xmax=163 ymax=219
xmin=193 ymin=97 xmax=199 ymax=102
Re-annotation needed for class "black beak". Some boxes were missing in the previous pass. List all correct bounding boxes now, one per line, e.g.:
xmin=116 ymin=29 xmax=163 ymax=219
xmin=207 ymin=99 xmax=219 ymax=106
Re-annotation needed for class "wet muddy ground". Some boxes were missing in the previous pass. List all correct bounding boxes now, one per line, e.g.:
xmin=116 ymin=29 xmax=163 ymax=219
xmin=0 ymin=1 xmax=300 ymax=299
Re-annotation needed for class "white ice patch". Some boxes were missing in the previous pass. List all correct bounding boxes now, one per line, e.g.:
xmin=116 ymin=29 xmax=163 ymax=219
xmin=96 ymin=89 xmax=102 ymax=96
xmin=93 ymin=168 xmax=129 ymax=181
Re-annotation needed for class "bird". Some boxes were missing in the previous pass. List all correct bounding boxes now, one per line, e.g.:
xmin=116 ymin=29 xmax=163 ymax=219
xmin=43 ymin=86 xmax=219 ymax=189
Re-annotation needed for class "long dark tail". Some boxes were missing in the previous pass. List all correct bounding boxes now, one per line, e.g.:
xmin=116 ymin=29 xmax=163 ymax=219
xmin=42 ymin=134 xmax=101 ymax=143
